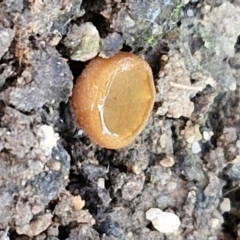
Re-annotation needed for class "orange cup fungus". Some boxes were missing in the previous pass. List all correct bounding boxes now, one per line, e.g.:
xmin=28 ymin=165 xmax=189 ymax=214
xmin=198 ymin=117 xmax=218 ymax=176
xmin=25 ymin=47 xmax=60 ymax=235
xmin=72 ymin=52 xmax=156 ymax=149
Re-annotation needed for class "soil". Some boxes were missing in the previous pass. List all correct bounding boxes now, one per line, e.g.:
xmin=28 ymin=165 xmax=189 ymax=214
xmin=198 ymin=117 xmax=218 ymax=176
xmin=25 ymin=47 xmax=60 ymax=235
xmin=0 ymin=0 xmax=240 ymax=239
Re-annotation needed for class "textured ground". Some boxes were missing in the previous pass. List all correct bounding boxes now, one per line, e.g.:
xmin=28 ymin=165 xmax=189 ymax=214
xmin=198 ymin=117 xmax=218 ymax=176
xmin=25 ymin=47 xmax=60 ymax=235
xmin=0 ymin=0 xmax=240 ymax=239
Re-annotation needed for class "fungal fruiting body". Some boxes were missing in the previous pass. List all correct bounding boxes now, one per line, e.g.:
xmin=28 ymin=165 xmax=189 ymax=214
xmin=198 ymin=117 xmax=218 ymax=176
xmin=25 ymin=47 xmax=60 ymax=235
xmin=72 ymin=52 xmax=156 ymax=149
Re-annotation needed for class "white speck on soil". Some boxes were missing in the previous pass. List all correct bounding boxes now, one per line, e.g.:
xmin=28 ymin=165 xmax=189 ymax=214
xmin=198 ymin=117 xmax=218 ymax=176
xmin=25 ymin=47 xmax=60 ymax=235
xmin=146 ymin=208 xmax=181 ymax=233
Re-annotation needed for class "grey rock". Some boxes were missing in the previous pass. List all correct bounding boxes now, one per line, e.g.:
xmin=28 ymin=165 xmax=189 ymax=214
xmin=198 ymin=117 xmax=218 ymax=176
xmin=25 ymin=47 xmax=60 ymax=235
xmin=9 ymin=47 xmax=73 ymax=111
xmin=0 ymin=27 xmax=14 ymax=59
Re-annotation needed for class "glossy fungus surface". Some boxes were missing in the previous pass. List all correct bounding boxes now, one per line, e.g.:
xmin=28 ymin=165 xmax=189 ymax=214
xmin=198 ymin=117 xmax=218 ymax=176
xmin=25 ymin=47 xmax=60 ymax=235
xmin=72 ymin=52 xmax=156 ymax=149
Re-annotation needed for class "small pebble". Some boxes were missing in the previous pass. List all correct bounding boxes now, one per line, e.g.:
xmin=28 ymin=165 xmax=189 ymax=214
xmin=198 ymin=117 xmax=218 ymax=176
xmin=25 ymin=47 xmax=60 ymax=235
xmin=49 ymin=160 xmax=61 ymax=171
xmin=97 ymin=178 xmax=105 ymax=188
xmin=77 ymin=129 xmax=85 ymax=137
xmin=72 ymin=195 xmax=85 ymax=211
xmin=37 ymin=125 xmax=59 ymax=156
xmin=211 ymin=218 xmax=220 ymax=229
xmin=160 ymin=155 xmax=175 ymax=168
xmin=161 ymin=55 xmax=168 ymax=62
xmin=191 ymin=141 xmax=201 ymax=154
xmin=203 ymin=131 xmax=212 ymax=141
xmin=236 ymin=140 xmax=240 ymax=148
xmin=229 ymin=81 xmax=237 ymax=91
xmin=187 ymin=9 xmax=194 ymax=17
xmin=0 ymin=28 xmax=15 ymax=59
xmin=146 ymin=208 xmax=180 ymax=233
xmin=67 ymin=23 xmax=100 ymax=62
xmin=184 ymin=122 xmax=202 ymax=144
xmin=220 ymin=198 xmax=231 ymax=213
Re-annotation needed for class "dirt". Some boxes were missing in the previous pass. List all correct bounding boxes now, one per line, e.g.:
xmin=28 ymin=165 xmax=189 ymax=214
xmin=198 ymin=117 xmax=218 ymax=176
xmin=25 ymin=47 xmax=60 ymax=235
xmin=0 ymin=0 xmax=240 ymax=239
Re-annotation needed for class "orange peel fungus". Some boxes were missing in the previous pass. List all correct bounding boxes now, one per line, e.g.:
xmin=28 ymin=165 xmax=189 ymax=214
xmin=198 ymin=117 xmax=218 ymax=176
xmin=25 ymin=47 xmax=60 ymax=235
xmin=72 ymin=52 xmax=156 ymax=149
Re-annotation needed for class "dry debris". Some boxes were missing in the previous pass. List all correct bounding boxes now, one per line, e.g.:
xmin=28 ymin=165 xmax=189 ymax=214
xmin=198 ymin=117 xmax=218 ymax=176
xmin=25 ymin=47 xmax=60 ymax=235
xmin=156 ymin=51 xmax=209 ymax=118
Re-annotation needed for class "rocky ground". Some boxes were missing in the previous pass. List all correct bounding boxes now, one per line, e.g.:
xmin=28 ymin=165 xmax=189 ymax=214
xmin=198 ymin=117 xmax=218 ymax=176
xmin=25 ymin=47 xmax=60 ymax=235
xmin=0 ymin=0 xmax=240 ymax=239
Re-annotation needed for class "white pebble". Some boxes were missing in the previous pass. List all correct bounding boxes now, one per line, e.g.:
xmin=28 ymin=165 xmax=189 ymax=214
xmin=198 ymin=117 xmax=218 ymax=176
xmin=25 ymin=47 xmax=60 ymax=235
xmin=220 ymin=198 xmax=231 ymax=213
xmin=187 ymin=9 xmax=194 ymax=17
xmin=97 ymin=178 xmax=105 ymax=189
xmin=191 ymin=141 xmax=201 ymax=154
xmin=203 ymin=131 xmax=211 ymax=141
xmin=211 ymin=218 xmax=220 ymax=229
xmin=146 ymin=208 xmax=180 ymax=233
xmin=236 ymin=140 xmax=240 ymax=149
xmin=37 ymin=125 xmax=59 ymax=156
